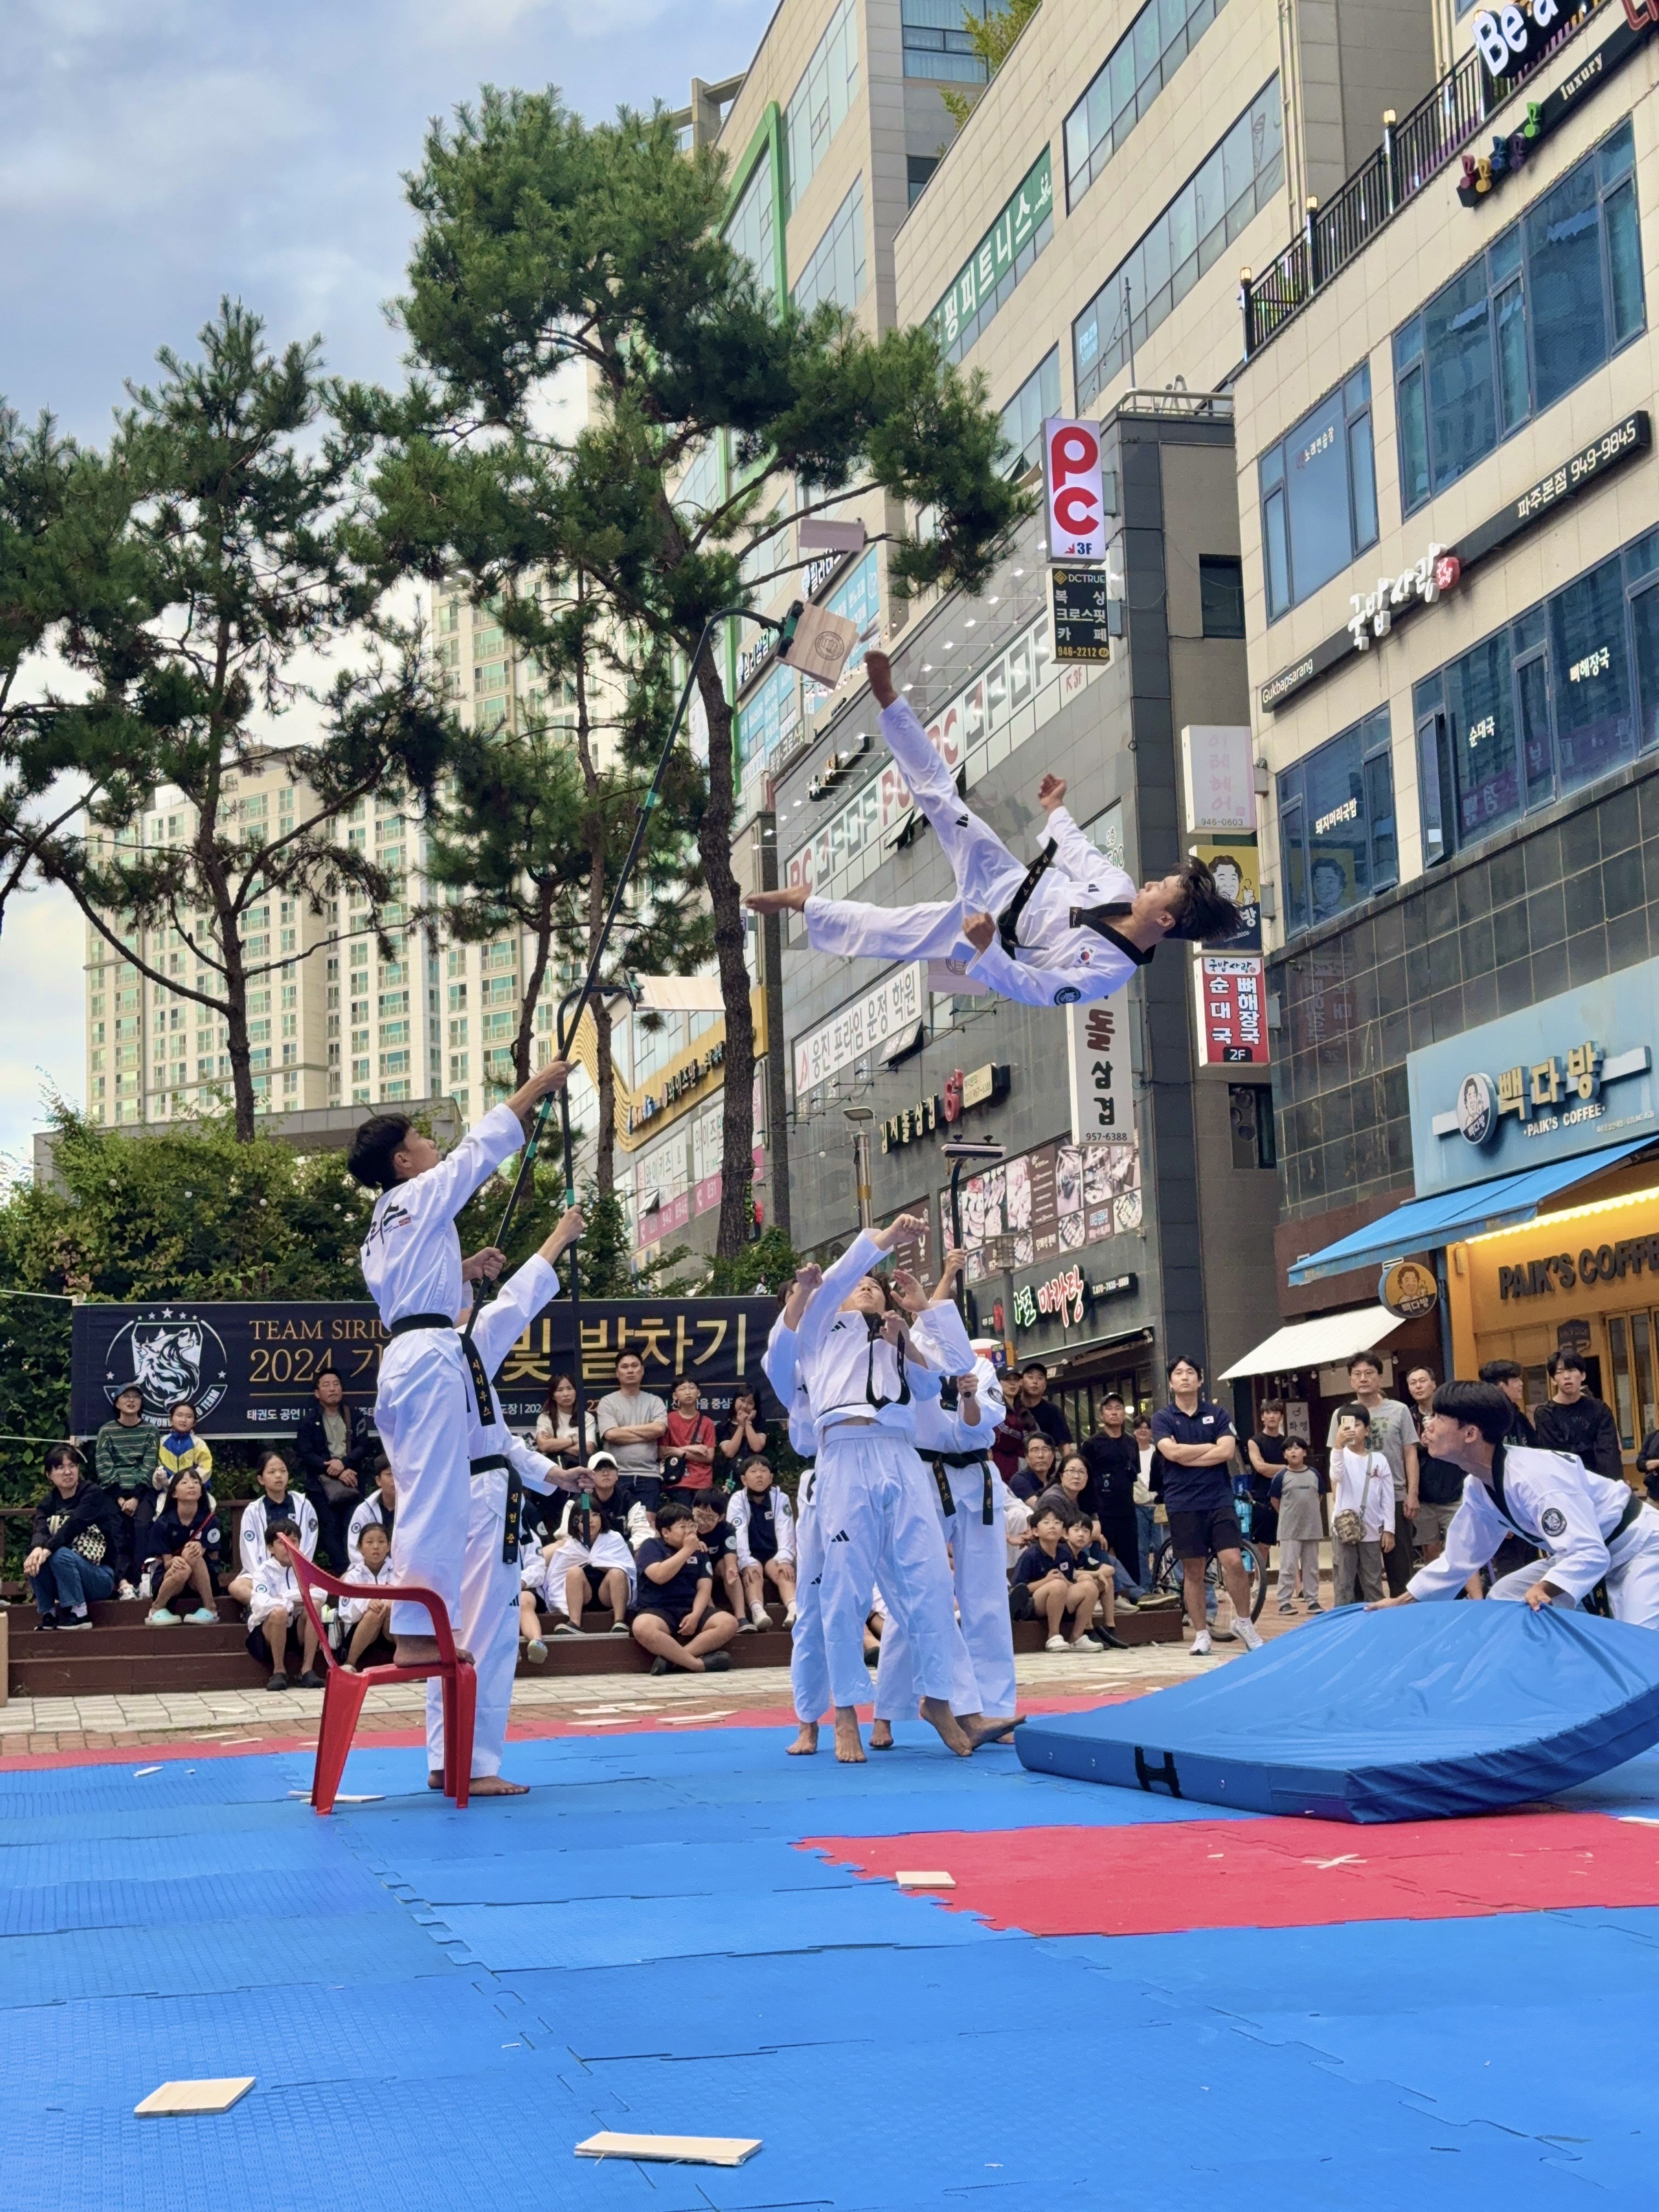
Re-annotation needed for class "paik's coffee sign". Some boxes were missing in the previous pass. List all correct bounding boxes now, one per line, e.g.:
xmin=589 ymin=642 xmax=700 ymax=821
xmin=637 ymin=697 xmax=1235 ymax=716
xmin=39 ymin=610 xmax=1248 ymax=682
xmin=1407 ymin=957 xmax=1659 ymax=1195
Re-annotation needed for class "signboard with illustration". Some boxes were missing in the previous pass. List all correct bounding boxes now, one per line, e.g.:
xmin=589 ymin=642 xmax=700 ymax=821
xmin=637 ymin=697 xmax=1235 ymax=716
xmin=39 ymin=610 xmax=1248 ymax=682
xmin=953 ymin=1135 xmax=1141 ymax=1285
xmin=1188 ymin=837 xmax=1262 ymax=952
xmin=1408 ymin=955 xmax=1659 ymax=1195
xmin=1379 ymin=1258 xmax=1438 ymax=1319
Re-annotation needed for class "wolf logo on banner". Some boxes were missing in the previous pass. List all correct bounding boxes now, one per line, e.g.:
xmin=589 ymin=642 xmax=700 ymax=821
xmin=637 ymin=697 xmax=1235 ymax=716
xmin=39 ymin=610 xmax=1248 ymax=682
xmin=104 ymin=1310 xmax=231 ymax=1421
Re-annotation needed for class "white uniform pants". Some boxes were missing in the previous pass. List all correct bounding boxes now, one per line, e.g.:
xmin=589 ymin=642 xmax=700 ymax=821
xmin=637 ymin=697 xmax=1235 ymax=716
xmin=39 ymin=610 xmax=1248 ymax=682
xmin=947 ymin=1462 xmax=1017 ymax=1720
xmin=873 ymin=1590 xmax=982 ymax=1720
xmin=815 ymin=1428 xmax=956 ymax=1712
xmin=1489 ymin=1510 xmax=1659 ymax=1628
xmin=789 ymin=1466 xmax=832 ymax=1725
xmin=425 ymin=1468 xmax=519 ymax=1779
xmin=375 ymin=1331 xmax=473 ymax=1639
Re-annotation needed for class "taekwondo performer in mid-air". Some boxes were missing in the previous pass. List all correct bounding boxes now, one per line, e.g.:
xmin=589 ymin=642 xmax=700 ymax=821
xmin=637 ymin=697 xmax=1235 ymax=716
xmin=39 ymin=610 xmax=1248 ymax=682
xmin=1373 ymin=1379 xmax=1659 ymax=1626
xmin=424 ymin=1205 xmax=587 ymax=1797
xmin=348 ymin=1057 xmax=572 ymax=1667
xmin=744 ymin=650 xmax=1241 ymax=1007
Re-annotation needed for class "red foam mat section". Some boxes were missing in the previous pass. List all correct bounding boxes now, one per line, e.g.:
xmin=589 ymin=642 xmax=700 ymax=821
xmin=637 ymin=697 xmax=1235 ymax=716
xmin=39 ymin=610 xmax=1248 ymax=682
xmin=801 ymin=1809 xmax=1659 ymax=1935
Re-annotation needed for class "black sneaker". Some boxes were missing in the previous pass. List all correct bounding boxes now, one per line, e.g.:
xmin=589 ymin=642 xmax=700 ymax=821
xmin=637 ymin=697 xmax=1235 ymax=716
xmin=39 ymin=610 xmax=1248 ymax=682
xmin=58 ymin=1612 xmax=95 ymax=1632
xmin=1098 ymin=1628 xmax=1128 ymax=1650
xmin=267 ymin=1672 xmax=290 ymax=1692
xmin=649 ymin=1655 xmax=671 ymax=1675
xmin=295 ymin=1669 xmax=324 ymax=1689
xmin=36 ymin=1613 xmax=58 ymax=1630
xmin=703 ymin=1651 xmax=733 ymax=1673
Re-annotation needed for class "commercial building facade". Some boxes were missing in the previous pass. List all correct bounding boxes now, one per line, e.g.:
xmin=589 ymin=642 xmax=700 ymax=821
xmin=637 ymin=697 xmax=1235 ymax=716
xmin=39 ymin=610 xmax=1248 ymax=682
xmin=1232 ymin=0 xmax=1659 ymax=1457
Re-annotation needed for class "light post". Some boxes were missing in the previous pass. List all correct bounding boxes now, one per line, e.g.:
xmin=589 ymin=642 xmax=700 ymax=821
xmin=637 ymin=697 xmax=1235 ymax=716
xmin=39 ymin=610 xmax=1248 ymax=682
xmin=941 ymin=1138 xmax=1005 ymax=1333
xmin=843 ymin=1105 xmax=875 ymax=1229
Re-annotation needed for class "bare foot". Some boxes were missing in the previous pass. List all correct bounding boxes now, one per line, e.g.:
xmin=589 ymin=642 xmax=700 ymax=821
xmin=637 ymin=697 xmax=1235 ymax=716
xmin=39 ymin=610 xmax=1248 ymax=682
xmin=833 ymin=1707 xmax=867 ymax=1764
xmin=467 ymin=1775 xmax=529 ymax=1796
xmin=870 ymin=1720 xmax=895 ymax=1750
xmin=743 ymin=885 xmax=809 ymax=916
xmin=427 ymin=1770 xmax=443 ymax=1789
xmin=787 ymin=1722 xmax=820 ymax=1756
xmin=919 ymin=1696 xmax=974 ymax=1758
xmin=397 ymin=1634 xmax=473 ymax=1666
xmin=965 ymin=1716 xmax=1019 ymax=1750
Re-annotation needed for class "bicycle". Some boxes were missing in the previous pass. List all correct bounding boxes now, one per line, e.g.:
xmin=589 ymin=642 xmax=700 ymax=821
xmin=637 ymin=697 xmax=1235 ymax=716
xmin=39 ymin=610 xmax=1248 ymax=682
xmin=1148 ymin=1534 xmax=1268 ymax=1623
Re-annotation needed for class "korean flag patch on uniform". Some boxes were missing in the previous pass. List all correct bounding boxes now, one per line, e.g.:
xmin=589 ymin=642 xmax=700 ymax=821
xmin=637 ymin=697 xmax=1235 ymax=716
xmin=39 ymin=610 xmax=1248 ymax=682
xmin=1541 ymin=1506 xmax=1568 ymax=1537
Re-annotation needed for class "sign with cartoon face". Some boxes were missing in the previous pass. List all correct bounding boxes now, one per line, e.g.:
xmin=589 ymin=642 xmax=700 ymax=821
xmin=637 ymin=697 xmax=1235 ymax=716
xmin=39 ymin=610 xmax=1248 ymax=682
xmin=1379 ymin=1259 xmax=1438 ymax=1319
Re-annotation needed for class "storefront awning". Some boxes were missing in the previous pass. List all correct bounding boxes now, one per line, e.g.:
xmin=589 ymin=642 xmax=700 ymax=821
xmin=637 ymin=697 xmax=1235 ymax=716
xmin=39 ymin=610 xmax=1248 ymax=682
xmin=1285 ymin=1137 xmax=1659 ymax=1286
xmin=1219 ymin=1305 xmax=1402 ymax=1383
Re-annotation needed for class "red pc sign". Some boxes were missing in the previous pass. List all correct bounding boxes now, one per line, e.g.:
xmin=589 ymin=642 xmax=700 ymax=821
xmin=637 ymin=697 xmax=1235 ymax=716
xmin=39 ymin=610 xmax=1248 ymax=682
xmin=1042 ymin=415 xmax=1107 ymax=562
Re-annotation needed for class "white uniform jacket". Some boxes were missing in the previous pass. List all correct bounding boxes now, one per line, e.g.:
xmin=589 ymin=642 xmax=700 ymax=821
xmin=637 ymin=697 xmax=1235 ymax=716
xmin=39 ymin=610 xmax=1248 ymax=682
xmin=1408 ymin=1443 xmax=1645 ymax=1605
xmin=359 ymin=1102 xmax=524 ymax=1325
xmin=796 ymin=1232 xmax=943 ymax=1440
xmin=238 ymin=1491 xmax=318 ymax=1578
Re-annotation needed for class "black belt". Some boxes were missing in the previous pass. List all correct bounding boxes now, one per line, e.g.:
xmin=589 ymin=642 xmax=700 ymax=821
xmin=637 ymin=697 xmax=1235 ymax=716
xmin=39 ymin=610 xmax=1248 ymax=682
xmin=469 ymin=1452 xmax=522 ymax=1563
xmin=385 ymin=1312 xmax=496 ymax=1429
xmin=926 ymin=1457 xmax=955 ymax=1516
xmin=995 ymin=838 xmax=1057 ymax=955
xmin=937 ymin=1448 xmax=996 ymax=1527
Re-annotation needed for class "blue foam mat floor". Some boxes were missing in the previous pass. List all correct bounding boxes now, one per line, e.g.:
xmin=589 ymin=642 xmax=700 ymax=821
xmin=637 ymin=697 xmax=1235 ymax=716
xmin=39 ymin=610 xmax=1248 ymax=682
xmin=5 ymin=1722 xmax=1659 ymax=2210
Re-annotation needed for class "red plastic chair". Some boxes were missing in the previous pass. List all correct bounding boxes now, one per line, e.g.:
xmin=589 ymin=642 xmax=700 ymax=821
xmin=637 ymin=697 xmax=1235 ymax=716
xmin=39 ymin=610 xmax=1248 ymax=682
xmin=275 ymin=1538 xmax=477 ymax=1814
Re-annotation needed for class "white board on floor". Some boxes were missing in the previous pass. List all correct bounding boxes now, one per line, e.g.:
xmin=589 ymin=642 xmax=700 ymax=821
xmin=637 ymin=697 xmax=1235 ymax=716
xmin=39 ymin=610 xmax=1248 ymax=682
xmin=575 ymin=2130 xmax=761 ymax=2166
xmin=136 ymin=2078 xmax=255 ymax=2117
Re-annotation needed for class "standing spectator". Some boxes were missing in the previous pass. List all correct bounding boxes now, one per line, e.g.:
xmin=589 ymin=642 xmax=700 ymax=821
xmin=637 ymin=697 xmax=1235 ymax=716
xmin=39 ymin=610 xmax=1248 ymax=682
xmin=156 ymin=1399 xmax=213 ymax=1490
xmin=1328 ymin=1355 xmax=1418 ymax=1597
xmin=1014 ymin=1362 xmax=1071 ymax=1449
xmin=534 ymin=1373 xmax=594 ymax=1470
xmin=247 ymin=1520 xmax=323 ymax=1689
xmin=25 ymin=1445 xmax=120 ymax=1629
xmin=630 ymin=1499 xmax=739 ymax=1674
xmin=228 ymin=1452 xmax=319 ymax=1606
xmin=295 ymin=1370 xmax=374 ymax=1570
xmin=727 ymin=1457 xmax=798 ymax=1629
xmin=1271 ymin=1436 xmax=1325 ymax=1612
xmin=94 ymin=1385 xmax=161 ymax=1595
xmin=347 ymin=1462 xmax=398 ymax=1572
xmin=661 ymin=1378 xmax=719 ymax=1498
xmin=1328 ymin=1401 xmax=1393 ymax=1605
xmin=340 ymin=1521 xmax=396 ymax=1668
xmin=1081 ymin=1393 xmax=1142 ymax=1583
xmin=595 ymin=1352 xmax=669 ymax=1510
xmin=991 ymin=1395 xmax=1034 ymax=1485
xmin=1479 ymin=1359 xmax=1536 ymax=1437
xmin=1009 ymin=1499 xmax=1099 ymax=1651
xmin=144 ymin=1469 xmax=223 ymax=1625
xmin=1533 ymin=1349 xmax=1624 ymax=1480
xmin=719 ymin=1389 xmax=769 ymax=1467
xmin=1152 ymin=1357 xmax=1263 ymax=1656
xmin=1132 ymin=1414 xmax=1162 ymax=1583
xmin=1010 ymin=1431 xmax=1059 ymax=1503
xmin=1404 ymin=1364 xmax=1466 ymax=1561
xmin=1245 ymin=1401 xmax=1288 ymax=1554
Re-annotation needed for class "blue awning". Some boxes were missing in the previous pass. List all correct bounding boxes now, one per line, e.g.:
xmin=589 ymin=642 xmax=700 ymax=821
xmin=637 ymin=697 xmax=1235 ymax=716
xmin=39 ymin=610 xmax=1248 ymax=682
xmin=1286 ymin=1137 xmax=1659 ymax=1285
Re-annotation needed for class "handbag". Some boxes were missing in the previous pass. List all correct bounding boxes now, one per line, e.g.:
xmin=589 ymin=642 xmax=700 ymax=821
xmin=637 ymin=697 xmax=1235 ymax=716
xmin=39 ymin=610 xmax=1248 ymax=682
xmin=1333 ymin=1508 xmax=1364 ymax=1545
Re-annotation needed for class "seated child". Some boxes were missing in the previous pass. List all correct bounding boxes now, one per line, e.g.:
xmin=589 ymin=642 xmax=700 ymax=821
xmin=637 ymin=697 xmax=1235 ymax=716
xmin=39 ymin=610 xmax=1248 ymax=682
xmin=339 ymin=1520 xmax=396 ymax=1668
xmin=545 ymin=1493 xmax=636 ymax=1635
xmin=346 ymin=1462 xmax=397 ymax=1572
xmin=246 ymin=1519 xmax=323 ymax=1690
xmin=726 ymin=1457 xmax=798 ymax=1630
xmin=143 ymin=1469 xmax=223 ymax=1626
xmin=692 ymin=1492 xmax=744 ymax=1623
xmin=1052 ymin=1499 xmax=1128 ymax=1650
xmin=1009 ymin=1499 xmax=1102 ymax=1652
xmin=629 ymin=1500 xmax=740 ymax=1675
xmin=517 ymin=1528 xmax=551 ymax=1663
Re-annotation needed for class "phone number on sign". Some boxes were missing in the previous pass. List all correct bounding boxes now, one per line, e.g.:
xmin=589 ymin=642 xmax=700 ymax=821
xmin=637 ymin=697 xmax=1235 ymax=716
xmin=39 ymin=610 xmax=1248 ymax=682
xmin=1515 ymin=417 xmax=1646 ymax=521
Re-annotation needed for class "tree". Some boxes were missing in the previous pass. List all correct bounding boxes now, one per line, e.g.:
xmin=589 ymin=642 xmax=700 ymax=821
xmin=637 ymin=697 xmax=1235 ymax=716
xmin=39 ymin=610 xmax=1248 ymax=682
xmin=422 ymin=575 xmax=710 ymax=1190
xmin=16 ymin=301 xmax=456 ymax=1138
xmin=940 ymin=0 xmax=1043 ymax=126
xmin=364 ymin=92 xmax=1028 ymax=1258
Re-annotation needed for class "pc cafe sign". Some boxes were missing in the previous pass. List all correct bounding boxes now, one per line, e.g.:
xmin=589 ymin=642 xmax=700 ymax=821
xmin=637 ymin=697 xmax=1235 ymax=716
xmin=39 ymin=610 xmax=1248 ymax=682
xmin=1041 ymin=416 xmax=1115 ymax=563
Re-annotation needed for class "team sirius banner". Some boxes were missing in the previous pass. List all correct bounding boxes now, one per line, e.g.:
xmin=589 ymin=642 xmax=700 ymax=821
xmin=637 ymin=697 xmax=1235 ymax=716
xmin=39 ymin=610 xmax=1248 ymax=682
xmin=70 ymin=1295 xmax=783 ymax=1438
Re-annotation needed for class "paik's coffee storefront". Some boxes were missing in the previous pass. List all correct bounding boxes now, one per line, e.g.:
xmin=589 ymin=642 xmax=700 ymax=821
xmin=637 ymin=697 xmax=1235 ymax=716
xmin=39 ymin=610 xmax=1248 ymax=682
xmin=1288 ymin=954 xmax=1659 ymax=1471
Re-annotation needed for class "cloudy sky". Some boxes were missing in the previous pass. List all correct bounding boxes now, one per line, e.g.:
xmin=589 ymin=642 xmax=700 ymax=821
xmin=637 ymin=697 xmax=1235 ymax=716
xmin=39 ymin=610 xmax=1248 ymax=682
xmin=0 ymin=0 xmax=772 ymax=1172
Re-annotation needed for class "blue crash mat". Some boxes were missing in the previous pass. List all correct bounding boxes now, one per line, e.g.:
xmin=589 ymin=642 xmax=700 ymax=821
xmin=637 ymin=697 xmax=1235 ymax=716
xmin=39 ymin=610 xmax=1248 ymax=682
xmin=1016 ymin=1602 xmax=1659 ymax=1821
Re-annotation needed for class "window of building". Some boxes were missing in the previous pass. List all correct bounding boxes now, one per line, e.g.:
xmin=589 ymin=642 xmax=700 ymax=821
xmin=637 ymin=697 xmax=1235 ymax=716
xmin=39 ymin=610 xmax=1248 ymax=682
xmin=1064 ymin=0 xmax=1234 ymax=210
xmin=999 ymin=348 xmax=1061 ymax=476
xmin=785 ymin=0 xmax=859 ymax=206
xmin=907 ymin=153 xmax=939 ymax=205
xmin=1277 ymin=707 xmax=1396 ymax=936
xmin=1415 ymin=523 xmax=1659 ymax=864
xmin=1258 ymin=366 xmax=1378 ymax=620
xmin=738 ymin=659 xmax=802 ymax=777
xmin=1199 ymin=555 xmax=1246 ymax=638
xmin=726 ymin=145 xmax=779 ymax=300
xmin=902 ymin=0 xmax=991 ymax=81
xmin=1394 ymin=122 xmax=1643 ymax=514
xmin=793 ymin=177 xmax=866 ymax=316
xmin=1074 ymin=81 xmax=1282 ymax=409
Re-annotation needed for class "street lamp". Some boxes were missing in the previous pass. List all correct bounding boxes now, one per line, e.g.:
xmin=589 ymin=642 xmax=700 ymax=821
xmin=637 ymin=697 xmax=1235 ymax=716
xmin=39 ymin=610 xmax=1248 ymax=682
xmin=941 ymin=1137 xmax=1005 ymax=1330
xmin=843 ymin=1105 xmax=875 ymax=1229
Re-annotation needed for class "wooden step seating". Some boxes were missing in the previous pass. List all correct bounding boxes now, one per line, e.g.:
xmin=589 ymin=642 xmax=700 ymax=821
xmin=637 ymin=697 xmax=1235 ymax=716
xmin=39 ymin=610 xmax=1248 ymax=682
xmin=5 ymin=1592 xmax=1182 ymax=1699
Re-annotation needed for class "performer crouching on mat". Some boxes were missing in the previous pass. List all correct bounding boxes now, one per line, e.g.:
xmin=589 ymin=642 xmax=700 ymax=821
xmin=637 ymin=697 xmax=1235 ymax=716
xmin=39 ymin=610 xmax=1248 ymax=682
xmin=870 ymin=1252 xmax=1018 ymax=1750
xmin=794 ymin=1216 xmax=1005 ymax=1764
xmin=423 ymin=1207 xmax=585 ymax=1796
xmin=349 ymin=1057 xmax=571 ymax=1666
xmin=744 ymin=650 xmax=1240 ymax=1009
xmin=1373 ymin=1379 xmax=1659 ymax=1625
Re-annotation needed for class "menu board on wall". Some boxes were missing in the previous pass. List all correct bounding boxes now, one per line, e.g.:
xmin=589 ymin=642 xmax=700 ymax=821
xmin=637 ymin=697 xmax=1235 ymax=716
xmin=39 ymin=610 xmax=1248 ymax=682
xmin=955 ymin=1136 xmax=1140 ymax=1284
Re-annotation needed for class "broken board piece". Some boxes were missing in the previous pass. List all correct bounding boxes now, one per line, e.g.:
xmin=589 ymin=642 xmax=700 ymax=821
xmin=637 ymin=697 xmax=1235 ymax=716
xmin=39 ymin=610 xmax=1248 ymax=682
xmin=136 ymin=2078 xmax=255 ymax=2117
xmin=895 ymin=1870 xmax=956 ymax=1890
xmin=575 ymin=2131 xmax=761 ymax=2168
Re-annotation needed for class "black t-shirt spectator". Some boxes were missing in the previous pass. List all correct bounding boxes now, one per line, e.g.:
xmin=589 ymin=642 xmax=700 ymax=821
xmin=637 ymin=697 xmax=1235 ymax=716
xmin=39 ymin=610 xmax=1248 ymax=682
xmin=634 ymin=1537 xmax=712 ymax=1618
xmin=1080 ymin=1431 xmax=1138 ymax=1515
xmin=1151 ymin=1400 xmax=1235 ymax=1513
xmin=1012 ymin=1541 xmax=1076 ymax=1586
xmin=1534 ymin=1393 xmax=1623 ymax=1482
xmin=1246 ymin=1430 xmax=1286 ymax=1508
xmin=30 ymin=1481 xmax=122 ymax=1568
xmin=1023 ymin=1398 xmax=1072 ymax=1449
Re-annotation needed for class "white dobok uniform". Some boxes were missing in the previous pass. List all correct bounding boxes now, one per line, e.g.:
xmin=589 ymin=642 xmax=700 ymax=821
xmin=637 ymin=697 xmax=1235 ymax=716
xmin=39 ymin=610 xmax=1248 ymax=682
xmin=766 ymin=1318 xmax=830 ymax=1726
xmin=359 ymin=1101 xmax=526 ymax=1638
xmin=727 ymin=1484 xmax=798 ymax=1570
xmin=1408 ymin=1441 xmax=1659 ymax=1626
xmin=424 ymin=1252 xmax=562 ymax=1781
xmin=347 ymin=1493 xmax=394 ymax=1574
xmin=247 ymin=1554 xmax=304 ymax=1634
xmin=238 ymin=1491 xmax=318 ymax=1579
xmin=795 ymin=1233 xmax=957 ymax=1713
xmin=338 ymin=1558 xmax=396 ymax=1630
xmin=801 ymin=696 xmax=1153 ymax=1010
